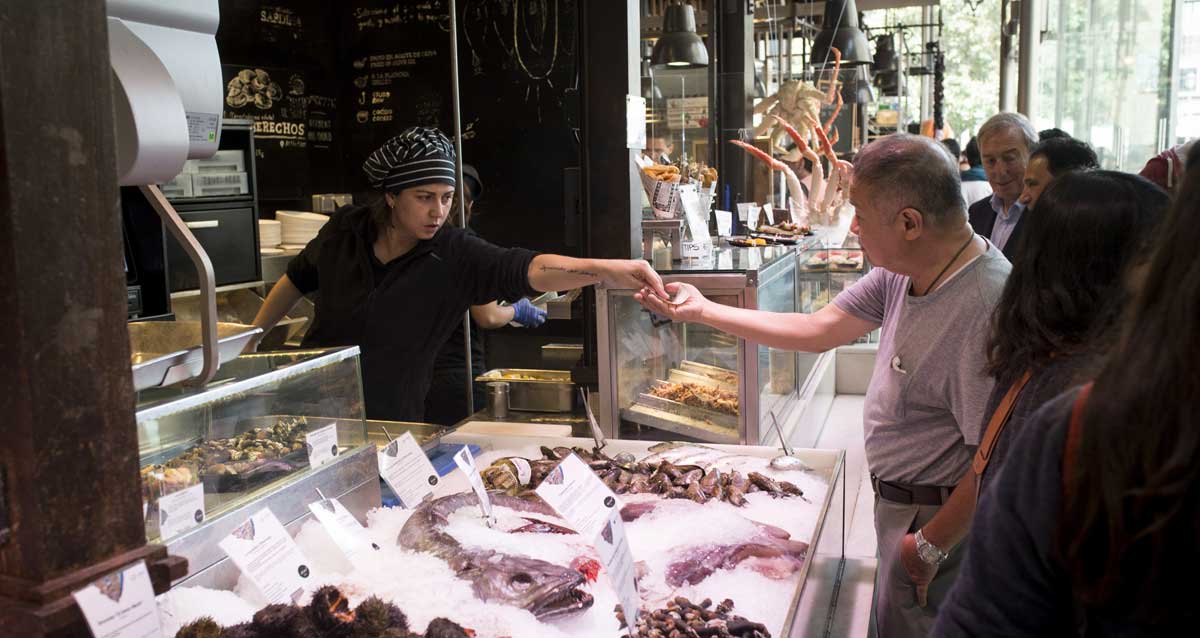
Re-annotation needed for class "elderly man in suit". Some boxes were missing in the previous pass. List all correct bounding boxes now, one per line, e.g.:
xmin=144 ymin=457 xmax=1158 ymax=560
xmin=968 ymin=113 xmax=1038 ymax=260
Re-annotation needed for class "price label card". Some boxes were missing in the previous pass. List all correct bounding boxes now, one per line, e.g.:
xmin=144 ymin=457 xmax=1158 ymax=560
xmin=378 ymin=432 xmax=440 ymax=509
xmin=714 ymin=210 xmax=733 ymax=237
xmin=453 ymin=445 xmax=493 ymax=520
xmin=680 ymin=241 xmax=709 ymax=259
xmin=536 ymin=455 xmax=640 ymax=635
xmin=308 ymin=497 xmax=379 ymax=567
xmin=595 ymin=509 xmax=641 ymax=637
xmin=218 ymin=509 xmax=313 ymax=605
xmin=72 ymin=561 xmax=163 ymax=638
xmin=736 ymin=203 xmax=760 ymax=231
xmin=158 ymin=483 xmax=205 ymax=540
xmin=762 ymin=202 xmax=776 ymax=226
xmin=534 ymin=454 xmax=620 ymax=542
xmin=305 ymin=423 xmax=340 ymax=469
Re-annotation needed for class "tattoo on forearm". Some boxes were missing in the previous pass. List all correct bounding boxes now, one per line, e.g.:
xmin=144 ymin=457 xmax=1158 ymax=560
xmin=539 ymin=265 xmax=599 ymax=278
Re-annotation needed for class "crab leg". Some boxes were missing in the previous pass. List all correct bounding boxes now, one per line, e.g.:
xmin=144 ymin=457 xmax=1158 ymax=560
xmin=808 ymin=118 xmax=844 ymax=220
xmin=825 ymin=47 xmax=843 ymax=104
xmin=822 ymin=91 xmax=844 ymax=136
xmin=771 ymin=115 xmax=824 ymax=213
xmin=730 ymin=140 xmax=806 ymax=219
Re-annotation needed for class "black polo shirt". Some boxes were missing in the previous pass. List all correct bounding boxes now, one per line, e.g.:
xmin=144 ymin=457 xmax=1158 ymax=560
xmin=286 ymin=205 xmax=538 ymax=421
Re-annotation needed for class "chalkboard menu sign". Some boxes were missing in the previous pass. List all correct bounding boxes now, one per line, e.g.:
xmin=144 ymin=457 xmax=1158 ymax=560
xmin=215 ymin=0 xmax=581 ymax=253
xmin=341 ymin=1 xmax=454 ymax=191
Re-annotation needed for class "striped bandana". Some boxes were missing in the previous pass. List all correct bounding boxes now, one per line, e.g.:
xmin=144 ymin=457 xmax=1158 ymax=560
xmin=362 ymin=126 xmax=457 ymax=192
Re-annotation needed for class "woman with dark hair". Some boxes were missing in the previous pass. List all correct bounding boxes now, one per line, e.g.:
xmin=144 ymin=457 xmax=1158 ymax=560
xmin=424 ymin=165 xmax=547 ymax=426
xmin=932 ymin=164 xmax=1198 ymax=636
xmin=894 ymin=171 xmax=1168 ymax=610
xmin=252 ymin=127 xmax=666 ymax=422
xmin=1018 ymin=136 xmax=1100 ymax=209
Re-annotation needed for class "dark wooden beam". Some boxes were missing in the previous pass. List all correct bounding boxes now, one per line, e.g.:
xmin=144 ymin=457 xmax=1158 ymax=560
xmin=717 ymin=0 xmax=756 ymax=208
xmin=0 ymin=1 xmax=182 ymax=634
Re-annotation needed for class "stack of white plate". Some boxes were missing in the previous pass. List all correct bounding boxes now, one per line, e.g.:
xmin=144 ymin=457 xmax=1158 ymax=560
xmin=276 ymin=210 xmax=329 ymax=247
xmin=258 ymin=219 xmax=282 ymax=254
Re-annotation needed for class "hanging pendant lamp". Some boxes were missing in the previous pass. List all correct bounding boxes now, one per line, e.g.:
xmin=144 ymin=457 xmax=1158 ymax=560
xmin=651 ymin=3 xmax=709 ymax=69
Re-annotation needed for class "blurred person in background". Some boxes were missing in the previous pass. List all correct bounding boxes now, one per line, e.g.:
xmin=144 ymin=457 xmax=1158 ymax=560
xmin=959 ymin=136 xmax=991 ymax=205
xmin=969 ymin=113 xmax=1038 ymax=259
xmin=1139 ymin=138 xmax=1195 ymax=193
xmin=933 ymin=149 xmax=1200 ymax=638
xmin=1018 ymin=136 xmax=1100 ymax=210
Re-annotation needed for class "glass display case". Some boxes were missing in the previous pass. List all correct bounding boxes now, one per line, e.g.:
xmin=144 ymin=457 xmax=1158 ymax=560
xmin=598 ymin=242 xmax=832 ymax=446
xmin=135 ymin=346 xmax=380 ymax=588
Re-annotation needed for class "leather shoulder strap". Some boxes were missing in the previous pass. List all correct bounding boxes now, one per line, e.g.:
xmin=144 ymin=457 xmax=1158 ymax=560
xmin=972 ymin=370 xmax=1034 ymax=476
xmin=1062 ymin=383 xmax=1094 ymax=494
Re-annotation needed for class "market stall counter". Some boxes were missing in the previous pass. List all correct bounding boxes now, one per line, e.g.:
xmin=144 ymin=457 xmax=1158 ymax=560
xmin=598 ymin=239 xmax=838 ymax=448
xmin=158 ymin=432 xmax=845 ymax=638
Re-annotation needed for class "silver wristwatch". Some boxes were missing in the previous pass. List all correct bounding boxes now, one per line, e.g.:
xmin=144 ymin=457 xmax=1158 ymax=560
xmin=914 ymin=529 xmax=949 ymax=566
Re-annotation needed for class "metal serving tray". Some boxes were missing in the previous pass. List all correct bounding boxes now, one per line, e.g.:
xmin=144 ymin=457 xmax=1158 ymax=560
xmin=130 ymin=321 xmax=262 ymax=391
xmin=667 ymin=368 xmax=738 ymax=392
xmin=475 ymin=368 xmax=575 ymax=412
xmin=680 ymin=360 xmax=739 ymax=385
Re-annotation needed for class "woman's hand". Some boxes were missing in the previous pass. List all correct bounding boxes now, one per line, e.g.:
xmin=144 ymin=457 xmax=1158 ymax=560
xmin=634 ymin=282 xmax=708 ymax=323
xmin=599 ymin=259 xmax=668 ymax=299
xmin=899 ymin=532 xmax=939 ymax=608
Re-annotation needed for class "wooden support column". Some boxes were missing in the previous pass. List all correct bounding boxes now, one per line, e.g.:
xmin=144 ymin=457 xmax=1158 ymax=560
xmin=0 ymin=1 xmax=184 ymax=635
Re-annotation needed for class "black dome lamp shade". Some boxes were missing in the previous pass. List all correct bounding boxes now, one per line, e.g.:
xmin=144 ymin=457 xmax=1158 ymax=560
xmin=810 ymin=0 xmax=872 ymax=67
xmin=651 ymin=3 xmax=709 ymax=69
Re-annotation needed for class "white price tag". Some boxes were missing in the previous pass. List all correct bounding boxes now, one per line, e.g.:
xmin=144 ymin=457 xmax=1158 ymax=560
xmin=714 ymin=210 xmax=733 ymax=236
xmin=534 ymin=454 xmax=620 ymax=543
xmin=536 ymin=455 xmax=639 ymax=635
xmin=158 ymin=483 xmax=205 ymax=540
xmin=736 ymin=203 xmax=760 ymax=231
xmin=378 ymin=432 xmax=440 ymax=509
xmin=218 ymin=509 xmax=313 ymax=605
xmin=595 ymin=509 xmax=641 ymax=636
xmin=72 ymin=561 xmax=164 ymax=638
xmin=305 ymin=423 xmax=340 ymax=469
xmin=308 ymin=497 xmax=379 ymax=567
xmin=452 ymin=446 xmax=494 ymax=521
xmin=762 ymin=202 xmax=776 ymax=226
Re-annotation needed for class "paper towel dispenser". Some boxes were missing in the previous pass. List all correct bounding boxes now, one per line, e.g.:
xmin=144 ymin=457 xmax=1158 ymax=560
xmin=108 ymin=0 xmax=223 ymax=186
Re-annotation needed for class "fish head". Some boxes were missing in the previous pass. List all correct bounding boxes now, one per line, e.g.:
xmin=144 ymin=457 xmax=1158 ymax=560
xmin=472 ymin=554 xmax=594 ymax=620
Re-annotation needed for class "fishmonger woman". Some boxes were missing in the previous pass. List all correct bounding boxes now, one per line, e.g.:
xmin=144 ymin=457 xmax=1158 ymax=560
xmin=252 ymin=126 xmax=665 ymax=421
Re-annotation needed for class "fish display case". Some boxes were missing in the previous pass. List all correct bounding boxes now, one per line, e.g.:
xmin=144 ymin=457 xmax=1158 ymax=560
xmin=135 ymin=346 xmax=386 ymax=589
xmin=597 ymin=242 xmax=837 ymax=447
xmin=158 ymin=432 xmax=847 ymax=638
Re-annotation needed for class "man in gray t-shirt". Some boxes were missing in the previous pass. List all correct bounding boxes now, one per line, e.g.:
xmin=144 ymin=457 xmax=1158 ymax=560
xmin=637 ymin=134 xmax=1010 ymax=638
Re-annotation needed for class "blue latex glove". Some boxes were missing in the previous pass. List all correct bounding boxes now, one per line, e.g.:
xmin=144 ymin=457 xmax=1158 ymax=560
xmin=512 ymin=298 xmax=547 ymax=327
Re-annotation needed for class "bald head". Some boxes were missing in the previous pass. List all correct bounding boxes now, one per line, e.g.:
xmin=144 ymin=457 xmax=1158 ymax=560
xmin=851 ymin=133 xmax=966 ymax=230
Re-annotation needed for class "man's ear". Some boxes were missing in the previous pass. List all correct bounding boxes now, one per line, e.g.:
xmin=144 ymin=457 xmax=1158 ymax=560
xmin=899 ymin=207 xmax=925 ymax=240
xmin=385 ymin=193 xmax=395 ymax=208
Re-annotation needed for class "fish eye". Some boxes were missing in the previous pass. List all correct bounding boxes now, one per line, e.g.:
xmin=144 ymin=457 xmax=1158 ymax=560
xmin=510 ymin=573 xmax=534 ymax=590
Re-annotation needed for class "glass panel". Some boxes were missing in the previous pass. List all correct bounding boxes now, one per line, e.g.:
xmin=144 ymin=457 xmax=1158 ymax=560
xmin=1035 ymin=0 xmax=1176 ymax=169
xmin=757 ymin=266 xmax=798 ymax=425
xmin=136 ymin=348 xmax=367 ymax=542
xmin=610 ymin=291 xmax=741 ymax=443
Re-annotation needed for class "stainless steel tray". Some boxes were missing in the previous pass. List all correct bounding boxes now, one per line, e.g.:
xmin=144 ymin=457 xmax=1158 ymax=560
xmin=634 ymin=388 xmax=740 ymax=429
xmin=620 ymin=405 xmax=739 ymax=444
xmin=130 ymin=322 xmax=262 ymax=391
xmin=667 ymin=368 xmax=737 ymax=392
xmin=680 ymin=360 xmax=739 ymax=385
xmin=475 ymin=368 xmax=575 ymax=412
xmin=173 ymin=288 xmax=307 ymax=351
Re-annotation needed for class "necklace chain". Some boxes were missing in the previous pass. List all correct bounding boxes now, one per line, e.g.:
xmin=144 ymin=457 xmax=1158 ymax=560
xmin=914 ymin=233 xmax=976 ymax=296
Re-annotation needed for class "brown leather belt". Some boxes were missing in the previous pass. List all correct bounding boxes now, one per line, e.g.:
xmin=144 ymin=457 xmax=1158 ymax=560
xmin=871 ymin=474 xmax=955 ymax=506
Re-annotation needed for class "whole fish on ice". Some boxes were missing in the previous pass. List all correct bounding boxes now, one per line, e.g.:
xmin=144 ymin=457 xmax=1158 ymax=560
xmin=397 ymin=491 xmax=594 ymax=620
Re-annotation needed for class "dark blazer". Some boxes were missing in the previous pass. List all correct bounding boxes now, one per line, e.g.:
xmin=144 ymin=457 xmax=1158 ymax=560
xmin=968 ymin=195 xmax=1026 ymax=261
xmin=287 ymin=206 xmax=537 ymax=421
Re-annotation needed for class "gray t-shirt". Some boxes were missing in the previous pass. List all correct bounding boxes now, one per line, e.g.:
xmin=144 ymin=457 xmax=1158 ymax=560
xmin=834 ymin=242 xmax=1011 ymax=486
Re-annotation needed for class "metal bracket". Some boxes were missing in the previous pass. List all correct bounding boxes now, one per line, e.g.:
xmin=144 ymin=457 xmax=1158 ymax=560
xmin=139 ymin=184 xmax=219 ymax=386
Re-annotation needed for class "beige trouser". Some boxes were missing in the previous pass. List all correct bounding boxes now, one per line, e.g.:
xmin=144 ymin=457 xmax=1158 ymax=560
xmin=871 ymin=496 xmax=967 ymax=638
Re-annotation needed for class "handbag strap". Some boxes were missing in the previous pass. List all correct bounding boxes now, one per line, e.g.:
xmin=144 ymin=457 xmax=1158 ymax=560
xmin=972 ymin=370 xmax=1034 ymax=477
xmin=1062 ymin=382 xmax=1094 ymax=495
